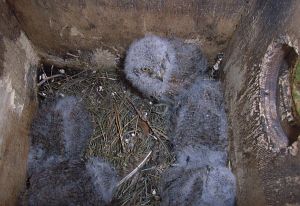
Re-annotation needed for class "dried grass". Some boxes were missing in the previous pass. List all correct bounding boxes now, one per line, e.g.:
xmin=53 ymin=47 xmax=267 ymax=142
xmin=38 ymin=65 xmax=175 ymax=206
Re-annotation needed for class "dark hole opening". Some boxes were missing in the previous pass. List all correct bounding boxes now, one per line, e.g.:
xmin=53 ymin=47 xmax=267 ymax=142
xmin=277 ymin=45 xmax=299 ymax=144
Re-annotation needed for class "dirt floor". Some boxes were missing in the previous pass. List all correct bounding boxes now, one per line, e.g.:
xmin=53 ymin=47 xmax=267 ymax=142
xmin=37 ymin=64 xmax=175 ymax=206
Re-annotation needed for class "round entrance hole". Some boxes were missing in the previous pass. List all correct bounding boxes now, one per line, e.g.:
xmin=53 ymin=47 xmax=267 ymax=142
xmin=261 ymin=43 xmax=299 ymax=148
xmin=291 ymin=60 xmax=300 ymax=122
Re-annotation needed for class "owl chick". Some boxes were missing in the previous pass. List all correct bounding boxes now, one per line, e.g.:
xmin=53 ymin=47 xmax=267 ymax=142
xmin=28 ymin=96 xmax=93 ymax=175
xmin=160 ymin=165 xmax=236 ymax=206
xmin=124 ymin=35 xmax=208 ymax=103
xmin=175 ymin=145 xmax=227 ymax=169
xmin=170 ymin=79 xmax=228 ymax=152
xmin=26 ymin=157 xmax=119 ymax=206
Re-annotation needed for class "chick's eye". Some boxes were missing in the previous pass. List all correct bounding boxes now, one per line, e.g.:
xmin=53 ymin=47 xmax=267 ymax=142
xmin=141 ymin=67 xmax=149 ymax=72
xmin=141 ymin=68 xmax=153 ymax=74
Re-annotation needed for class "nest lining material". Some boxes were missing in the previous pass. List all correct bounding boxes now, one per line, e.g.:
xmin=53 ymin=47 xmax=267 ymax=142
xmin=38 ymin=65 xmax=174 ymax=205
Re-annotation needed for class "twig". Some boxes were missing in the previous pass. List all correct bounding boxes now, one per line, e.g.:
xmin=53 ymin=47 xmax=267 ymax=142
xmin=125 ymin=97 xmax=163 ymax=141
xmin=117 ymin=150 xmax=152 ymax=187
xmin=40 ymin=52 xmax=89 ymax=69
xmin=114 ymin=106 xmax=125 ymax=152
xmin=66 ymin=52 xmax=79 ymax=58
xmin=40 ymin=66 xmax=52 ymax=92
xmin=98 ymin=77 xmax=117 ymax=81
xmin=38 ymin=74 xmax=64 ymax=86
xmin=152 ymin=128 xmax=169 ymax=140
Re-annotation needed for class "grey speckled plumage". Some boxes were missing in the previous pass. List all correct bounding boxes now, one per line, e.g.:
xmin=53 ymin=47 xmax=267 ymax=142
xmin=170 ymin=79 xmax=228 ymax=152
xmin=86 ymin=157 xmax=119 ymax=204
xmin=160 ymin=78 xmax=236 ymax=205
xmin=124 ymin=35 xmax=208 ymax=103
xmin=160 ymin=165 xmax=236 ymax=206
xmin=27 ymin=157 xmax=118 ymax=206
xmin=28 ymin=96 xmax=93 ymax=176
xmin=125 ymin=35 xmax=235 ymax=205
xmin=175 ymin=145 xmax=227 ymax=169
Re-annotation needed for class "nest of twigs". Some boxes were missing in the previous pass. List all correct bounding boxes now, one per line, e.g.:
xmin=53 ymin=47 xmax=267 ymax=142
xmin=37 ymin=64 xmax=175 ymax=206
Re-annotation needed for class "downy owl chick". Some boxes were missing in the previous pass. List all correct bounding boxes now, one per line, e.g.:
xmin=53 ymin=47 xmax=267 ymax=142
xmin=26 ymin=157 xmax=119 ymax=206
xmin=175 ymin=145 xmax=227 ymax=169
xmin=28 ymin=96 xmax=93 ymax=175
xmin=124 ymin=35 xmax=208 ymax=103
xmin=170 ymin=79 xmax=228 ymax=152
xmin=160 ymin=165 xmax=236 ymax=206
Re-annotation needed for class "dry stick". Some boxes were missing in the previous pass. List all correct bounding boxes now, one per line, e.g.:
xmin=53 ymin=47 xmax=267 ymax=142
xmin=114 ymin=106 xmax=125 ymax=152
xmin=125 ymin=97 xmax=161 ymax=141
xmin=126 ymin=97 xmax=172 ymax=159
xmin=117 ymin=150 xmax=152 ymax=187
xmin=50 ymin=65 xmax=54 ymax=76
xmin=67 ymin=70 xmax=88 ymax=80
xmin=40 ymin=66 xmax=52 ymax=92
xmin=125 ymin=96 xmax=170 ymax=158
xmin=123 ymin=115 xmax=138 ymax=129
xmin=38 ymin=74 xmax=64 ymax=86
xmin=152 ymin=128 xmax=169 ymax=140
xmin=98 ymin=77 xmax=117 ymax=81
xmin=96 ymin=116 xmax=107 ymax=142
xmin=66 ymin=52 xmax=79 ymax=58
